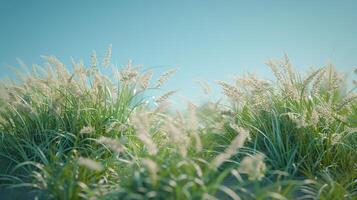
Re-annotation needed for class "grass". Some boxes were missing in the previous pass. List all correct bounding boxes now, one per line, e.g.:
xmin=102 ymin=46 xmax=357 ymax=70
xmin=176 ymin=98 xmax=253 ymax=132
xmin=0 ymin=48 xmax=356 ymax=199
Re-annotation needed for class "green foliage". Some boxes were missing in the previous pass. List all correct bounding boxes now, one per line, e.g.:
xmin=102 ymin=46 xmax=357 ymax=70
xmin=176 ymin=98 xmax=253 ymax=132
xmin=0 ymin=51 xmax=356 ymax=199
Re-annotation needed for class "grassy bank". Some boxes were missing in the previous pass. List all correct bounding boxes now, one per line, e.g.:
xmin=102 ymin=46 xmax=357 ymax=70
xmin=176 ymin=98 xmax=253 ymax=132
xmin=0 ymin=48 xmax=356 ymax=199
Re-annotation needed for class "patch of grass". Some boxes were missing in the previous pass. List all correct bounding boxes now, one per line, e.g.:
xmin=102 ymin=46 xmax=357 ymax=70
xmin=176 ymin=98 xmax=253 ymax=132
xmin=0 ymin=49 xmax=356 ymax=199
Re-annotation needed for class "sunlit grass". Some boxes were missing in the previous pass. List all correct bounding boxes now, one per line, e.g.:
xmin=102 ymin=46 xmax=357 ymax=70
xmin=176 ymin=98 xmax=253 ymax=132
xmin=0 ymin=48 xmax=356 ymax=199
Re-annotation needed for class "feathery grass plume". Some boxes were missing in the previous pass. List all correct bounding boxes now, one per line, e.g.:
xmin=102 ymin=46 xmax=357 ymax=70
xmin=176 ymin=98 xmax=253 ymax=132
xmin=43 ymin=55 xmax=71 ymax=82
xmin=78 ymin=157 xmax=103 ymax=171
xmin=131 ymin=112 xmax=158 ymax=155
xmin=119 ymin=66 xmax=139 ymax=84
xmin=97 ymin=136 xmax=125 ymax=153
xmin=331 ymin=133 xmax=343 ymax=145
xmin=316 ymin=105 xmax=348 ymax=124
xmin=315 ymin=105 xmax=333 ymax=122
xmin=324 ymin=66 xmax=344 ymax=104
xmin=310 ymin=109 xmax=320 ymax=125
xmin=346 ymin=127 xmax=357 ymax=135
xmin=155 ymin=90 xmax=177 ymax=104
xmin=197 ymin=80 xmax=212 ymax=94
xmin=155 ymin=68 xmax=177 ymax=88
xmin=142 ymin=158 xmax=158 ymax=185
xmin=154 ymin=101 xmax=171 ymax=113
xmin=186 ymin=102 xmax=198 ymax=131
xmin=91 ymin=50 xmax=98 ymax=68
xmin=186 ymin=102 xmax=202 ymax=152
xmin=102 ymin=44 xmax=112 ymax=68
xmin=265 ymin=59 xmax=284 ymax=84
xmin=301 ymin=67 xmax=325 ymax=97
xmin=311 ymin=67 xmax=326 ymax=96
xmin=286 ymin=112 xmax=308 ymax=128
xmin=235 ymin=74 xmax=272 ymax=110
xmin=336 ymin=93 xmax=357 ymax=111
xmin=79 ymin=126 xmax=95 ymax=135
xmin=139 ymin=70 xmax=153 ymax=89
xmin=211 ymin=127 xmax=249 ymax=168
xmin=105 ymin=121 xmax=126 ymax=133
xmin=163 ymin=116 xmax=190 ymax=157
xmin=217 ymin=81 xmax=242 ymax=102
xmin=238 ymin=153 xmax=266 ymax=181
xmin=283 ymin=53 xmax=296 ymax=82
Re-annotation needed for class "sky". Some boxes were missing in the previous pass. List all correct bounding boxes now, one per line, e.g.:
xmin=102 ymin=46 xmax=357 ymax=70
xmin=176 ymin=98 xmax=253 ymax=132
xmin=1 ymin=0 xmax=357 ymax=106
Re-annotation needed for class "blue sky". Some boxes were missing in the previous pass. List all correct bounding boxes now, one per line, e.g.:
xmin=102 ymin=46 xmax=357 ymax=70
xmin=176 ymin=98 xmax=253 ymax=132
xmin=1 ymin=0 xmax=356 ymax=105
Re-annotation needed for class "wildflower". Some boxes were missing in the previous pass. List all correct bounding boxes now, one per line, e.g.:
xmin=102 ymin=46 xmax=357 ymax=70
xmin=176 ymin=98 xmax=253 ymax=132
xmin=78 ymin=157 xmax=103 ymax=171
xmin=238 ymin=153 xmax=266 ymax=181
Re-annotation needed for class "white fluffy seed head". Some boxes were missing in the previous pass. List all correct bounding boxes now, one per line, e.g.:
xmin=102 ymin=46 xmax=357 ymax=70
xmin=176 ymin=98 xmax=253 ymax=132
xmin=78 ymin=157 xmax=103 ymax=171
xmin=155 ymin=69 xmax=177 ymax=88
xmin=97 ymin=136 xmax=125 ymax=153
xmin=79 ymin=126 xmax=95 ymax=135
xmin=238 ymin=153 xmax=266 ymax=181
xmin=211 ymin=127 xmax=249 ymax=168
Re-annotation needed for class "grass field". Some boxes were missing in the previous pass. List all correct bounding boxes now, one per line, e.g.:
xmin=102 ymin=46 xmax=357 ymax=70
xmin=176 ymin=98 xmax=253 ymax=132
xmin=0 ymin=48 xmax=356 ymax=199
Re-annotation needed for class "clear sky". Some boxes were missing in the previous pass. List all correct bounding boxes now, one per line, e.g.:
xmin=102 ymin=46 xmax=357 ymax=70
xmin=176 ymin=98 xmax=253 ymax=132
xmin=1 ymin=0 xmax=356 ymax=105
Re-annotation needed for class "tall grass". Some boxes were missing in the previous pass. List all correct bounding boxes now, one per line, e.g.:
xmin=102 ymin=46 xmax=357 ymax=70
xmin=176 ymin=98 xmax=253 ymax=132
xmin=0 ymin=49 xmax=356 ymax=199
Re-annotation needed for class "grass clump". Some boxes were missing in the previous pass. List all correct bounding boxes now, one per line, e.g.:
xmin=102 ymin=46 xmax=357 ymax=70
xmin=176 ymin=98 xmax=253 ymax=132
xmin=0 ymin=48 xmax=356 ymax=199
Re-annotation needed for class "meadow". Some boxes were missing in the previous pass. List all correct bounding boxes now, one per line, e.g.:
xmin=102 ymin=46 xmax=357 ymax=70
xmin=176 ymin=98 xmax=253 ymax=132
xmin=0 ymin=47 xmax=356 ymax=200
